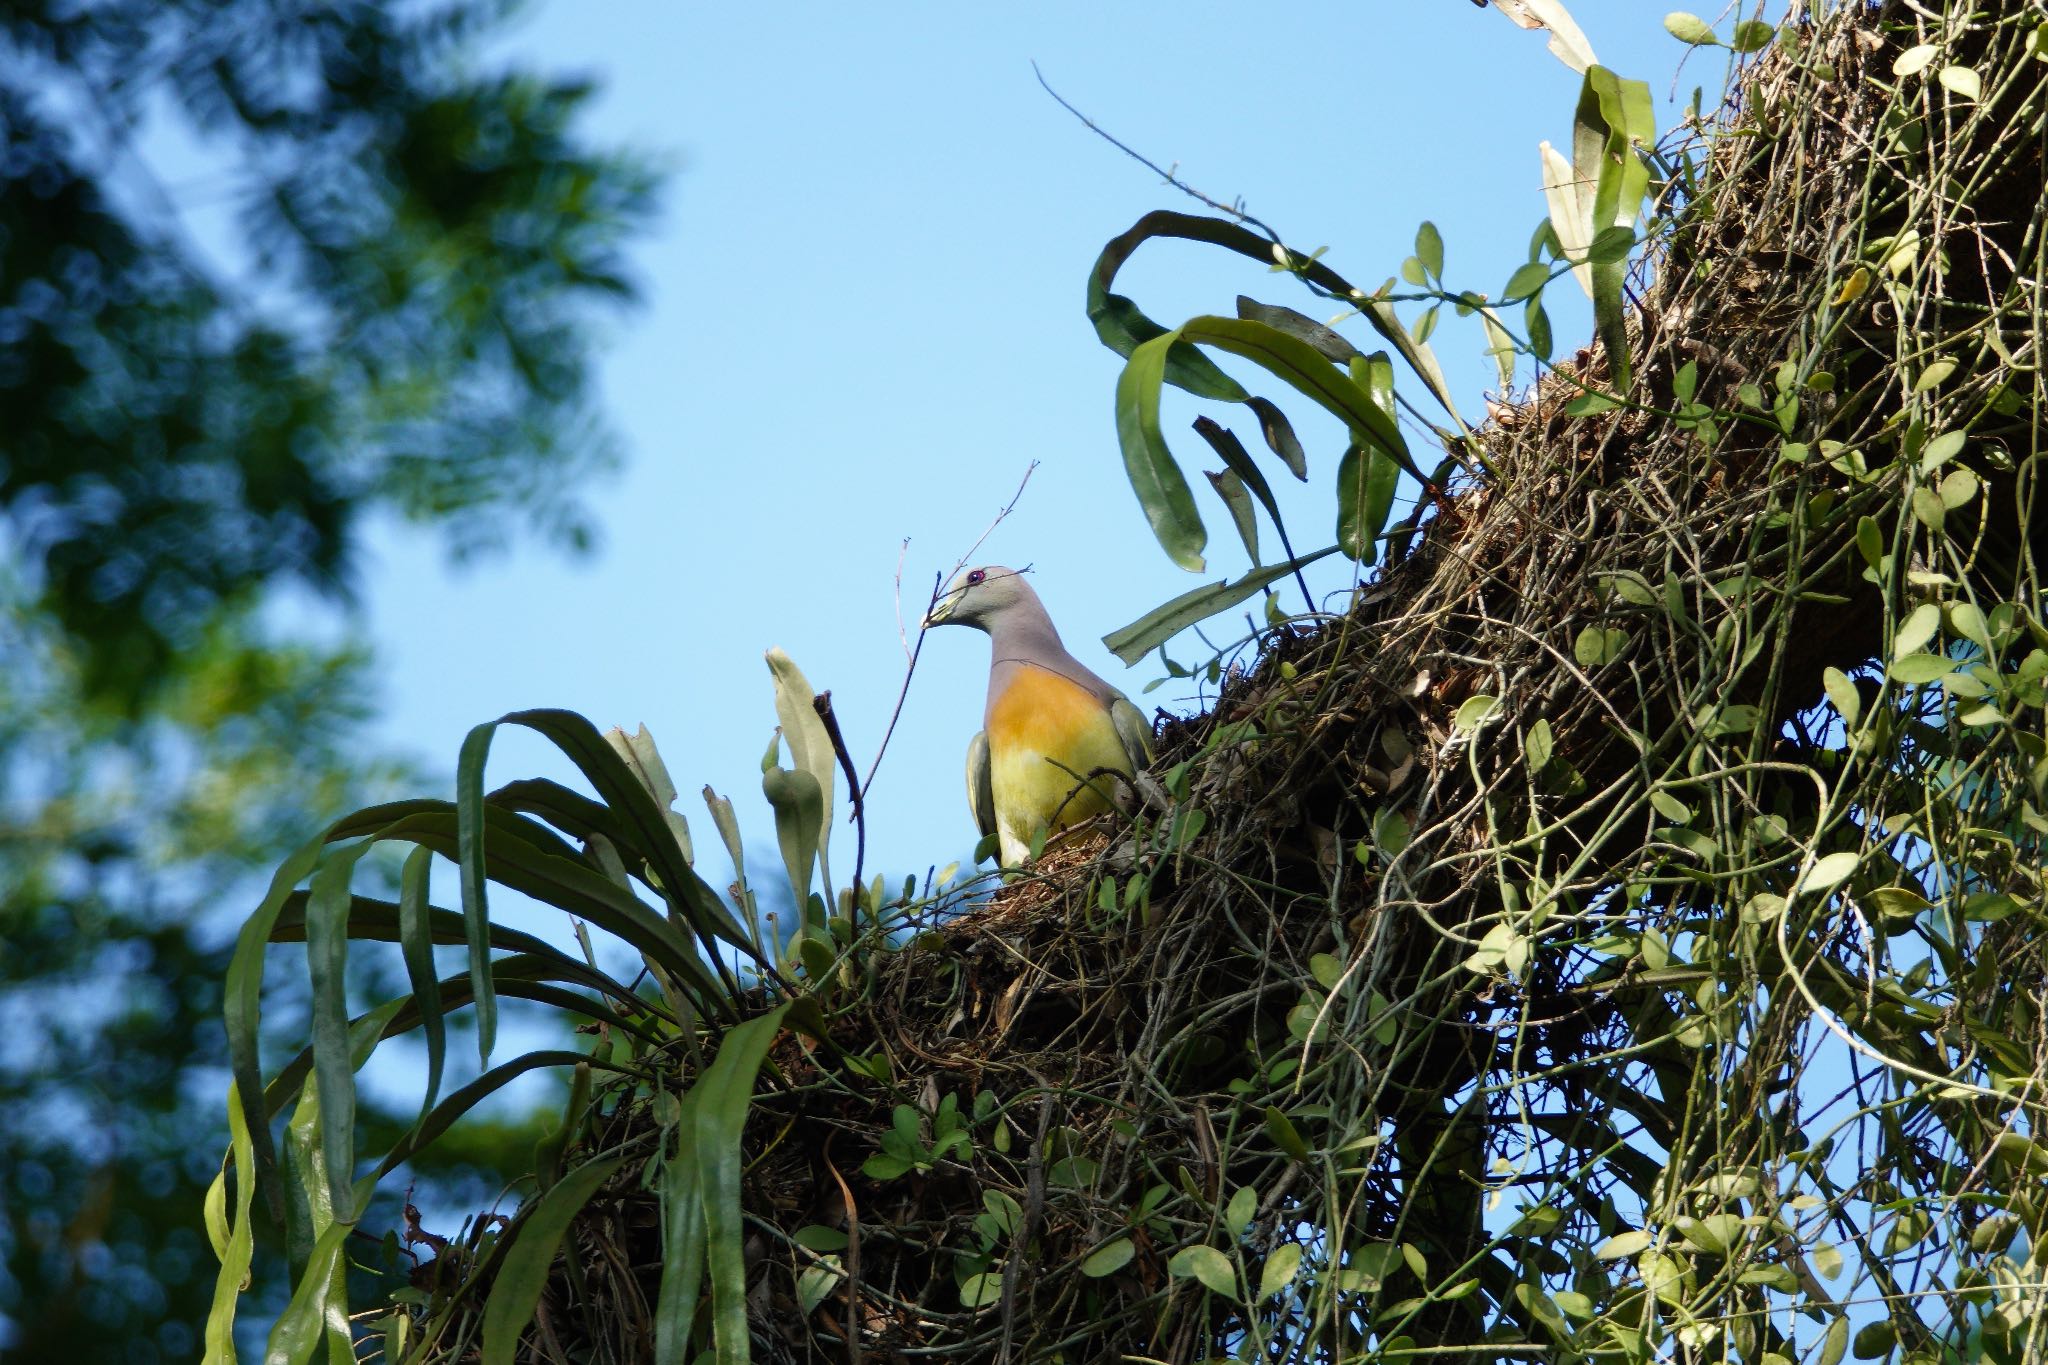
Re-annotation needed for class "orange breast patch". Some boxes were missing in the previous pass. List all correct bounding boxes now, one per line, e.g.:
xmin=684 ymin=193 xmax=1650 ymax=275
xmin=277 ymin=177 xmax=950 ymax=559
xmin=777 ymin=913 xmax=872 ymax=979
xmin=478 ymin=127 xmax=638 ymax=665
xmin=985 ymin=665 xmax=1133 ymax=848
xmin=987 ymin=666 xmax=1108 ymax=754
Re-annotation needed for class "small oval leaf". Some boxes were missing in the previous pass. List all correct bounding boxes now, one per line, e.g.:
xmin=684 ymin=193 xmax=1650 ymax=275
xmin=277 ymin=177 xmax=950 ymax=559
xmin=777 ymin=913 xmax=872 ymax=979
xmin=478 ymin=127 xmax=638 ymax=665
xmin=1081 ymin=1237 xmax=1136 ymax=1278
xmin=1663 ymin=12 xmax=1717 ymax=45
xmin=1798 ymin=851 xmax=1860 ymax=894
xmin=1259 ymin=1243 xmax=1303 ymax=1299
xmin=1168 ymin=1245 xmax=1238 ymax=1297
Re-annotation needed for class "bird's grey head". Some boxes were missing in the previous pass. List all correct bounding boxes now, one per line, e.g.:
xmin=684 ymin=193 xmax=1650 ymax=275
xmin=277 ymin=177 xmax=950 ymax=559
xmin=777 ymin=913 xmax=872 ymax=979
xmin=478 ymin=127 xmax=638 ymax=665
xmin=922 ymin=565 xmax=1042 ymax=633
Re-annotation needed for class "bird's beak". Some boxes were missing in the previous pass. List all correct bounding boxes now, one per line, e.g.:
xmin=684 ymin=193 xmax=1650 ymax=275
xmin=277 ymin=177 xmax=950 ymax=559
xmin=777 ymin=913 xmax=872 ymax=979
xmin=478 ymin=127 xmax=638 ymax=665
xmin=922 ymin=589 xmax=962 ymax=629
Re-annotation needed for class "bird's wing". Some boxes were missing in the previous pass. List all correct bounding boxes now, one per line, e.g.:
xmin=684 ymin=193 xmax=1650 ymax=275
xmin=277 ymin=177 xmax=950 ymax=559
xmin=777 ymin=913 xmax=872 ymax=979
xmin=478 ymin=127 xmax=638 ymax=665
xmin=1109 ymin=696 xmax=1154 ymax=773
xmin=966 ymin=729 xmax=996 ymax=839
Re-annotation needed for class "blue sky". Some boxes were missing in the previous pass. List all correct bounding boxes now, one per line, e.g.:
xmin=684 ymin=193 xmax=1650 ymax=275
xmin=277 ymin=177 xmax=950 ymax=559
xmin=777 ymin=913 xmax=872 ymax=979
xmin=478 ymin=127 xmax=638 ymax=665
xmin=354 ymin=1 xmax=1719 ymax=918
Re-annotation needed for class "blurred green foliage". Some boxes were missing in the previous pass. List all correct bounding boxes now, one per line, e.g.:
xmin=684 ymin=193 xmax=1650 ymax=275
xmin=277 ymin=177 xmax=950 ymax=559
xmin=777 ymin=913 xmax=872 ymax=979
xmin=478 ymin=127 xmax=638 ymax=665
xmin=0 ymin=1 xmax=659 ymax=1358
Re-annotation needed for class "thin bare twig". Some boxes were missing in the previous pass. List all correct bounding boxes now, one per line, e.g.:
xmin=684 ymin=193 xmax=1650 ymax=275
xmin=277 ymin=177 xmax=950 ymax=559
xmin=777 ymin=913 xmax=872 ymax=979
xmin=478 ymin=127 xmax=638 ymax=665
xmin=858 ymin=461 xmax=1040 ymax=809
xmin=1031 ymin=62 xmax=1284 ymax=247
xmin=892 ymin=537 xmax=914 ymax=663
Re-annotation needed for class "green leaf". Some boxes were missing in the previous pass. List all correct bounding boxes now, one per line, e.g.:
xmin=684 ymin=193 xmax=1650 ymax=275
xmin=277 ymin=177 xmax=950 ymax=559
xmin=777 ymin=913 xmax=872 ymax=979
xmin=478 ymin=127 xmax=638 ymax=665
xmin=796 ymin=1259 xmax=842 ymax=1317
xmin=1082 ymin=1237 xmax=1136 ymax=1278
xmin=1822 ymin=667 xmax=1862 ymax=728
xmin=1116 ymin=330 xmax=1207 ymax=571
xmin=268 ymin=897 xmax=666 ymax=1051
xmin=656 ymin=1088 xmax=709 ymax=1362
xmin=1205 ymin=468 xmax=1261 ymax=564
xmin=1649 ymin=791 xmax=1692 ymax=824
xmin=762 ymin=766 xmax=824 ymax=916
xmin=862 ymin=1153 xmax=913 ymax=1180
xmin=1963 ymin=893 xmax=2020 ymax=923
xmin=1177 ymin=316 xmax=1423 ymax=483
xmin=607 ymin=723 xmax=691 ymax=860
xmin=1919 ymin=429 xmax=1966 ymax=472
xmin=1892 ymin=602 xmax=1941 ymax=657
xmin=1244 ymin=395 xmax=1311 ymax=480
xmin=1415 ymin=221 xmax=1443 ymax=279
xmin=1259 ymin=1243 xmax=1303 ymax=1299
xmin=1949 ymin=602 xmax=1992 ymax=651
xmin=1101 ymin=547 xmax=1339 ymax=664
xmin=375 ymin=1051 xmax=605 ymax=1185
xmin=1664 ymin=12 xmax=1718 ymax=45
xmin=397 ymin=846 xmax=446 ymax=1134
xmin=983 ymin=1188 xmax=1023 ymax=1236
xmin=1892 ymin=44 xmax=1938 ymax=77
xmin=456 ymin=721 xmax=500 ymax=1062
xmin=1867 ymin=887 xmax=1931 ymax=921
xmin=959 ymin=1271 xmax=1004 ymax=1308
xmin=1479 ymin=303 xmax=1517 ymax=392
xmin=1087 ymin=213 xmax=1251 ymax=402
xmin=1798 ymin=852 xmax=1860 ymax=894
xmin=764 ymin=649 xmax=836 ymax=896
xmin=1343 ymin=1241 xmax=1401 ymax=1293
xmin=1575 ymin=626 xmax=1629 ymax=666
xmin=305 ymin=843 xmax=379 ymax=1219
xmin=1168 ymin=1245 xmax=1239 ymax=1297
xmin=1236 ymin=298 xmax=1362 ymax=367
xmin=1566 ymin=390 xmax=1620 ymax=416
xmin=333 ymin=810 xmax=728 ymax=1019
xmin=1373 ymin=808 xmax=1411 ymax=855
xmin=1571 ymin=66 xmax=1656 ymax=385
xmin=1089 ymin=212 xmax=1465 ymax=423
xmin=1265 ymin=1105 xmax=1311 ymax=1162
xmin=1588 ymin=225 xmax=1636 ymax=265
xmin=1888 ymin=653 xmax=1957 ymax=685
xmin=1225 ymin=1185 xmax=1257 ymax=1234
xmin=1672 ymin=360 xmax=1699 ymax=404
xmin=1596 ymin=1229 xmax=1653 ymax=1259
xmin=1412 ymin=304 xmax=1439 ymax=345
xmin=263 ymin=1216 xmax=356 ymax=1365
xmin=1679 ymin=1213 xmax=1743 ymax=1256
xmin=1855 ymin=516 xmax=1884 ymax=570
xmin=486 ymin=710 xmax=755 ymax=979
xmin=1936 ymin=65 xmax=1981 ymax=101
xmin=1702 ymin=704 xmax=1759 ymax=738
xmin=481 ymin=1157 xmax=624 ymax=1365
xmin=793 ymin=1225 xmax=849 ymax=1252
xmin=1915 ymin=357 xmax=1957 ymax=392
xmin=1819 ymin=1315 xmax=1850 ymax=1365
xmin=1454 ymin=695 xmax=1500 ymax=733
xmin=203 ymin=1081 xmax=259 ymax=1363
xmin=1191 ymin=418 xmax=1289 ymax=553
xmin=691 ymin=1004 xmax=791 ymax=1363
xmin=1503 ymin=261 xmax=1551 ymax=303
xmin=1911 ymin=487 xmax=1946 ymax=533
xmin=1729 ymin=20 xmax=1774 ymax=53
xmin=1337 ymin=439 xmax=1402 ymax=566
xmin=1852 ymin=1321 xmax=1896 ymax=1360
xmin=1526 ymin=295 xmax=1553 ymax=361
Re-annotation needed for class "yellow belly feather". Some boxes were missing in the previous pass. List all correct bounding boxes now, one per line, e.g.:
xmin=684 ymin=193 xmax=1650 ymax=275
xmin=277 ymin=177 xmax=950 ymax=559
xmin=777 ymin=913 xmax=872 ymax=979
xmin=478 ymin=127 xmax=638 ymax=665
xmin=986 ymin=666 xmax=1133 ymax=861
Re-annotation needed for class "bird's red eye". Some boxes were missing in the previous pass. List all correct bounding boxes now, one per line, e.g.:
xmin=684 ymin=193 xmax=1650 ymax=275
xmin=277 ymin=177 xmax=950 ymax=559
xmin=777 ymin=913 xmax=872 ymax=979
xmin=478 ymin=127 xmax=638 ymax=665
xmin=966 ymin=569 xmax=986 ymax=585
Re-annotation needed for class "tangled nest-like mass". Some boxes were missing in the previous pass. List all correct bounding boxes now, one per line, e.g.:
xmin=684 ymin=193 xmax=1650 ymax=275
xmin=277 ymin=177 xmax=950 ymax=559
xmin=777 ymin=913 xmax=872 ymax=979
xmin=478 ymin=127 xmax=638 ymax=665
xmin=411 ymin=4 xmax=2048 ymax=1361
